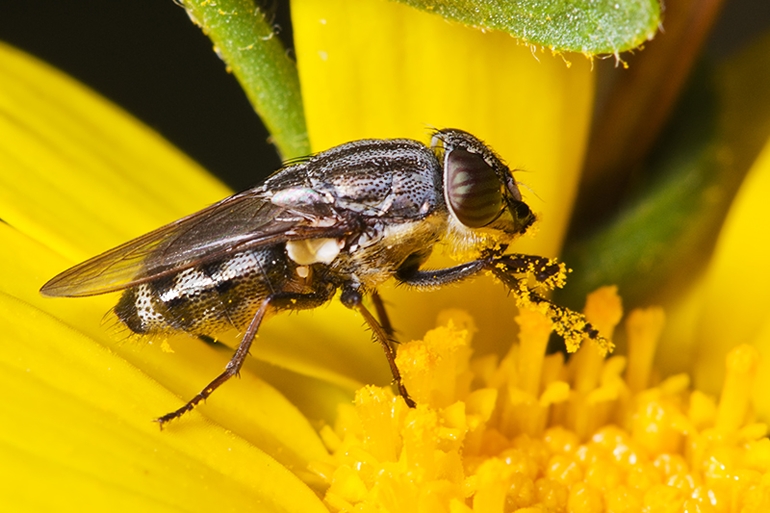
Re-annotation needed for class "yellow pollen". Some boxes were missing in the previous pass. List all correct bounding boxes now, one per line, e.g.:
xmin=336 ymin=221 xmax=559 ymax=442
xmin=313 ymin=290 xmax=770 ymax=512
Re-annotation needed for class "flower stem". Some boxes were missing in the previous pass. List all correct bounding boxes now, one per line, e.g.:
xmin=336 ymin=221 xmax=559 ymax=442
xmin=182 ymin=0 xmax=310 ymax=159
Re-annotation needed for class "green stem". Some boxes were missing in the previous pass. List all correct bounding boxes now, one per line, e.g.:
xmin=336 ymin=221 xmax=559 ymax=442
xmin=182 ymin=0 xmax=310 ymax=159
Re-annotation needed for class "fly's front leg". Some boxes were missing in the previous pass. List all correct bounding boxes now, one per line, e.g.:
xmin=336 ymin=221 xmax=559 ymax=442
xmin=156 ymin=287 xmax=334 ymax=428
xmin=396 ymin=253 xmax=608 ymax=353
xmin=340 ymin=284 xmax=416 ymax=408
xmin=395 ymin=253 xmax=563 ymax=291
xmin=395 ymin=257 xmax=491 ymax=290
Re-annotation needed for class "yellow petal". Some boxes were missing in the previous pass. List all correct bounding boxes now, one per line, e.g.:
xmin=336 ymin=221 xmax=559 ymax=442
xmin=8 ymin=235 xmax=341 ymax=497
xmin=691 ymin=132 xmax=770 ymax=414
xmin=0 ymin=43 xmax=230 ymax=261
xmin=0 ymin=292 xmax=328 ymax=512
xmin=292 ymin=0 xmax=594 ymax=353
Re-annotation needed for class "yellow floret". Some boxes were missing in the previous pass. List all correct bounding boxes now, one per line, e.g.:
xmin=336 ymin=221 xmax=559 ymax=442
xmin=315 ymin=288 xmax=770 ymax=512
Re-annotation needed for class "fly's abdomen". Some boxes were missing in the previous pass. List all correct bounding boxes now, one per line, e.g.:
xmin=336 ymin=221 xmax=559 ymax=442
xmin=115 ymin=247 xmax=291 ymax=335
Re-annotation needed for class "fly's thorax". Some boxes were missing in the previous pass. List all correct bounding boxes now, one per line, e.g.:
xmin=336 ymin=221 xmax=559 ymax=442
xmin=268 ymin=139 xmax=448 ymax=290
xmin=280 ymin=212 xmax=446 ymax=290
xmin=114 ymin=246 xmax=303 ymax=335
xmin=305 ymin=139 xmax=444 ymax=219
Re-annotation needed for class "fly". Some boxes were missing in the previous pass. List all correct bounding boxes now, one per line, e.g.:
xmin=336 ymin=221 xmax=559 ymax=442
xmin=41 ymin=129 xmax=607 ymax=427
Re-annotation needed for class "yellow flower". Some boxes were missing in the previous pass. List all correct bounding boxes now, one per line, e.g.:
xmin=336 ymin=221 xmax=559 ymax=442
xmin=1 ymin=0 xmax=769 ymax=511
xmin=315 ymin=292 xmax=770 ymax=512
xmin=291 ymin=0 xmax=770 ymax=510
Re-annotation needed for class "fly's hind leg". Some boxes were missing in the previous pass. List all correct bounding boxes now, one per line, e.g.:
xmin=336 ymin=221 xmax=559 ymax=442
xmin=340 ymin=284 xmax=416 ymax=408
xmin=155 ymin=297 xmax=271 ymax=428
xmin=156 ymin=287 xmax=334 ymax=428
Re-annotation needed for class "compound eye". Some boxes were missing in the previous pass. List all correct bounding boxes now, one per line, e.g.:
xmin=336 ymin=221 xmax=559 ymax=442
xmin=445 ymin=148 xmax=504 ymax=228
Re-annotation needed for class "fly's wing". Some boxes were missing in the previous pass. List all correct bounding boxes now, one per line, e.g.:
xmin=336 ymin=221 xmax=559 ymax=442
xmin=41 ymin=188 xmax=347 ymax=297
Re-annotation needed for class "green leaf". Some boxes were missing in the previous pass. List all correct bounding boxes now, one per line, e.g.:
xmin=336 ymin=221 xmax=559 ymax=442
xmin=182 ymin=0 xmax=310 ymax=159
xmin=394 ymin=0 xmax=660 ymax=55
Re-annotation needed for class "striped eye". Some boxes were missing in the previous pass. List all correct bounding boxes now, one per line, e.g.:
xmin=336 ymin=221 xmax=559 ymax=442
xmin=444 ymin=148 xmax=504 ymax=228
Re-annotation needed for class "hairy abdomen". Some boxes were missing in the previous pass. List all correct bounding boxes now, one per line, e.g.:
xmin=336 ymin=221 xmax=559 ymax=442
xmin=115 ymin=247 xmax=292 ymax=335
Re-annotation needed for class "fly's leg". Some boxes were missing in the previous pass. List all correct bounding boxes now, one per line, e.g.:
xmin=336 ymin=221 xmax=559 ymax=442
xmin=155 ymin=297 xmax=271 ymax=428
xmin=395 ymin=253 xmax=609 ymax=353
xmin=395 ymin=258 xmax=489 ymax=290
xmin=156 ymin=288 xmax=334 ymax=428
xmin=370 ymin=290 xmax=395 ymax=338
xmin=340 ymin=284 xmax=416 ymax=408
xmin=395 ymin=253 xmax=562 ymax=291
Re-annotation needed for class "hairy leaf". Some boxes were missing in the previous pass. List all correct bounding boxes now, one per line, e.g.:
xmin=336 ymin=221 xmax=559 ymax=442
xmin=396 ymin=0 xmax=660 ymax=55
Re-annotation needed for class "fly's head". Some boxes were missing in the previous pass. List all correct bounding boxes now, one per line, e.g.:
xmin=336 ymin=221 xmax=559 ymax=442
xmin=432 ymin=129 xmax=536 ymax=258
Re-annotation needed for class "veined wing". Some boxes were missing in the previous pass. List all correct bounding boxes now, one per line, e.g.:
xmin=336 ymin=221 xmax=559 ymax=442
xmin=41 ymin=188 xmax=346 ymax=297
